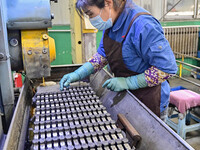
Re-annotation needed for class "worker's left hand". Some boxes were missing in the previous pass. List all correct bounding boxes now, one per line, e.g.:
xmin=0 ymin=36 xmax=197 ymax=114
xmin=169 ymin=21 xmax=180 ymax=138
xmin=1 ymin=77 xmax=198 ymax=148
xmin=102 ymin=77 xmax=129 ymax=92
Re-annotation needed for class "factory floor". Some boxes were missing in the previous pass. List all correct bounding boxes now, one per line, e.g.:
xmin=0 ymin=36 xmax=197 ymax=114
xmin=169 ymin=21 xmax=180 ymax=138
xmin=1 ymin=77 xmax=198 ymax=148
xmin=168 ymin=76 xmax=200 ymax=150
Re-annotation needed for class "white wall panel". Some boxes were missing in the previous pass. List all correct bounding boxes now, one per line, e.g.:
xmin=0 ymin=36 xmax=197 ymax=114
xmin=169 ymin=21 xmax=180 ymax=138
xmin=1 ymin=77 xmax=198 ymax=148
xmin=50 ymin=0 xmax=70 ymax=25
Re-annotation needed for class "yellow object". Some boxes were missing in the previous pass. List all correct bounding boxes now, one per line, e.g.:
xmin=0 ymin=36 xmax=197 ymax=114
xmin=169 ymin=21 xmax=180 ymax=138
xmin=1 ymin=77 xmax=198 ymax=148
xmin=42 ymin=77 xmax=46 ymax=86
xmin=43 ymin=34 xmax=49 ymax=40
xmin=70 ymin=0 xmax=83 ymax=63
xmin=179 ymin=55 xmax=184 ymax=78
xmin=21 ymin=29 xmax=56 ymax=78
xmin=82 ymin=29 xmax=98 ymax=34
xmin=49 ymin=36 xmax=56 ymax=62
xmin=82 ymin=16 xmax=98 ymax=33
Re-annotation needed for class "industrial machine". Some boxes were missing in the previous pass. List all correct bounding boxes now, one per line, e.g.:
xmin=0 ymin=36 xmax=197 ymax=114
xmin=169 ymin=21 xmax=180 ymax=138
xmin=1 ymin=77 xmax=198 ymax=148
xmin=3 ymin=66 xmax=195 ymax=150
xmin=0 ymin=0 xmax=56 ymax=135
xmin=0 ymin=0 xmax=196 ymax=150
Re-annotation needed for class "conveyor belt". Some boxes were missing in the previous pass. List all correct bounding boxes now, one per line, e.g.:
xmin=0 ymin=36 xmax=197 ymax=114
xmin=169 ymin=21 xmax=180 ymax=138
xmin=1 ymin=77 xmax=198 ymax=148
xmin=28 ymin=85 xmax=133 ymax=150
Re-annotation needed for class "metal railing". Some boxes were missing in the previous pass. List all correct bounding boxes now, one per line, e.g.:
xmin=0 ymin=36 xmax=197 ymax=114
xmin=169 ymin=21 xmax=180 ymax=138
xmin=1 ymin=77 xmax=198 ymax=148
xmin=175 ymin=52 xmax=200 ymax=87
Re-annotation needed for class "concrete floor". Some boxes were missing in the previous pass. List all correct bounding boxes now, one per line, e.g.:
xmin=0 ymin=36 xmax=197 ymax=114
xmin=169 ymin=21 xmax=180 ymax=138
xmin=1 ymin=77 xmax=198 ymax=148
xmin=168 ymin=76 xmax=200 ymax=150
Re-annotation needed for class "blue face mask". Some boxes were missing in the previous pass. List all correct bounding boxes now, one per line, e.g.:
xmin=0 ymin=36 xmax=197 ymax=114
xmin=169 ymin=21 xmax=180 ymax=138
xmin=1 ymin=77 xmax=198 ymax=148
xmin=89 ymin=9 xmax=112 ymax=30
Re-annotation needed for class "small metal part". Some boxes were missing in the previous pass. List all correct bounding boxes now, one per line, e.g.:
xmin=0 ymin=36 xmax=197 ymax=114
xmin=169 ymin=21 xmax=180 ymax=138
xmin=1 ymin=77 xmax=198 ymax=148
xmin=71 ymin=126 xmax=77 ymax=135
xmin=52 ymin=128 xmax=58 ymax=137
xmin=40 ymin=129 xmax=46 ymax=139
xmin=46 ymin=137 xmax=53 ymax=149
xmin=64 ymin=126 xmax=70 ymax=136
xmin=73 ymin=137 xmax=80 ymax=146
xmin=75 ymin=144 xmax=82 ymax=150
xmin=79 ymin=134 xmax=86 ymax=145
xmin=46 ymin=121 xmax=51 ymax=129
xmin=46 ymin=128 xmax=52 ymax=138
xmin=58 ymin=127 xmax=64 ymax=137
xmin=88 ymin=142 xmax=96 ymax=149
xmin=57 ymin=120 xmax=62 ymax=127
xmin=109 ymin=129 xmax=118 ymax=140
xmin=123 ymin=143 xmax=131 ymax=149
xmin=103 ymin=130 xmax=111 ymax=141
xmin=59 ymin=136 xmax=66 ymax=147
xmin=108 ymin=140 xmax=116 ymax=146
xmin=81 ymin=144 xmax=89 ymax=150
xmin=86 ymin=133 xmax=92 ymax=144
xmin=122 ymin=138 xmax=129 ymax=144
xmin=43 ymin=34 xmax=49 ymax=40
xmin=82 ymin=126 xmax=89 ymax=134
xmin=110 ymin=145 xmax=118 ymax=150
xmin=66 ymin=137 xmax=73 ymax=149
xmin=117 ymin=144 xmax=124 ymax=150
xmin=110 ymin=120 xmax=117 ymax=129
xmin=102 ymin=141 xmax=109 ymax=149
xmin=53 ymin=137 xmax=59 ymax=148
xmin=116 ymin=128 xmax=124 ymax=139
xmin=63 ymin=119 xmax=68 ymax=127
xmin=51 ymin=120 xmax=57 ymax=128
xmin=39 ymin=139 xmax=46 ymax=150
xmin=32 ymin=139 xmax=39 ymax=150
xmin=67 ymin=145 xmax=75 ymax=150
xmin=10 ymin=38 xmax=18 ymax=47
xmin=33 ymin=130 xmax=39 ymax=140
xmin=27 ymin=50 xmax=32 ymax=55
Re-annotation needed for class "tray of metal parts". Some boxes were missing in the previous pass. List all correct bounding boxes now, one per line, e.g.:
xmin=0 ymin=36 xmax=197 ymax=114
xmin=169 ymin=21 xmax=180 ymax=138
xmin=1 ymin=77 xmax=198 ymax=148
xmin=28 ymin=85 xmax=133 ymax=150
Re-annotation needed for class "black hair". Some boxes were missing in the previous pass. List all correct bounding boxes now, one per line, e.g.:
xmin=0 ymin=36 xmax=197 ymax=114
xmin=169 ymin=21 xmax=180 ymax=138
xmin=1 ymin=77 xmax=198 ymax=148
xmin=76 ymin=0 xmax=125 ymax=17
xmin=76 ymin=0 xmax=105 ymax=17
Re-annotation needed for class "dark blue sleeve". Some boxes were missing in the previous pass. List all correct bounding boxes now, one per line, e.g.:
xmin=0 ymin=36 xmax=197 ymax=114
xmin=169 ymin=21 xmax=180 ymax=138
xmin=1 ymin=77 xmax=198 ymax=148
xmin=137 ymin=19 xmax=177 ymax=74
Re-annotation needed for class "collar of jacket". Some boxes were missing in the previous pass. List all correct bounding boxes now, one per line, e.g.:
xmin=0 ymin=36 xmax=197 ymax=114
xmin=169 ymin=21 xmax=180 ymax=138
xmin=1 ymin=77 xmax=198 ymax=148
xmin=112 ymin=0 xmax=135 ymax=32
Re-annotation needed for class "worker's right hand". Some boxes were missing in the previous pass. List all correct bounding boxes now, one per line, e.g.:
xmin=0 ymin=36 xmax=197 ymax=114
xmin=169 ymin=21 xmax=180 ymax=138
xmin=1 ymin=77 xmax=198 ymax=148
xmin=60 ymin=72 xmax=80 ymax=90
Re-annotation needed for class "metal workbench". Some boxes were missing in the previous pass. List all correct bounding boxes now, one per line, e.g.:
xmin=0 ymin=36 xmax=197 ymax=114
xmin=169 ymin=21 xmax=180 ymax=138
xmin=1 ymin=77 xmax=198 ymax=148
xmin=3 ymin=65 xmax=194 ymax=150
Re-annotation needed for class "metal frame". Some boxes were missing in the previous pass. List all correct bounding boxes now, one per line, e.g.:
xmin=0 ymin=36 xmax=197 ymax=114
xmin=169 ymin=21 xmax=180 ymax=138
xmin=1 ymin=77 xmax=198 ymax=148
xmin=3 ymin=78 xmax=33 ymax=150
xmin=163 ymin=0 xmax=199 ymax=20
xmin=6 ymin=0 xmax=52 ymax=30
xmin=0 ymin=0 xmax=14 ymax=133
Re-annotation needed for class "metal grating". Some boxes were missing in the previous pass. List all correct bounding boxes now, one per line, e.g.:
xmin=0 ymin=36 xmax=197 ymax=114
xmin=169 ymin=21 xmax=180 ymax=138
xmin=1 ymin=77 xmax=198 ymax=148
xmin=28 ymin=85 xmax=132 ymax=150
xmin=163 ymin=26 xmax=199 ymax=58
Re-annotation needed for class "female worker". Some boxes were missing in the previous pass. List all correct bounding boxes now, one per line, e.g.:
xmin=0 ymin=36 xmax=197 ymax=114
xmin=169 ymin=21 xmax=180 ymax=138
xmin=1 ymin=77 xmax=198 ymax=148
xmin=60 ymin=0 xmax=177 ymax=120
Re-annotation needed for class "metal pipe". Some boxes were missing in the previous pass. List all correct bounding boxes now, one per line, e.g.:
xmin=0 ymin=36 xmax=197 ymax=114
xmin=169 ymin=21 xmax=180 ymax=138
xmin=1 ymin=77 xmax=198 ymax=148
xmin=175 ymin=75 xmax=200 ymax=87
xmin=179 ymin=55 xmax=184 ymax=77
xmin=182 ymin=66 xmax=200 ymax=76
xmin=174 ymin=52 xmax=200 ymax=61
xmin=176 ymin=60 xmax=200 ymax=70
xmin=48 ymin=30 xmax=71 ymax=32
xmin=163 ymin=25 xmax=200 ymax=29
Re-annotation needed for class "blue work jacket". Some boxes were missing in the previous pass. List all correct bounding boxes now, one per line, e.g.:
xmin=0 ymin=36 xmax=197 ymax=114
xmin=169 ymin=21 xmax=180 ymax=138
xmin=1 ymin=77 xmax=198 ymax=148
xmin=97 ymin=0 xmax=177 ymax=112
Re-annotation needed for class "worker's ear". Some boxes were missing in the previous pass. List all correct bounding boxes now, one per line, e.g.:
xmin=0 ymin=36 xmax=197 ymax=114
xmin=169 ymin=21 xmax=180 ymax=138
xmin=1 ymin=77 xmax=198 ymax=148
xmin=105 ymin=0 xmax=113 ymax=9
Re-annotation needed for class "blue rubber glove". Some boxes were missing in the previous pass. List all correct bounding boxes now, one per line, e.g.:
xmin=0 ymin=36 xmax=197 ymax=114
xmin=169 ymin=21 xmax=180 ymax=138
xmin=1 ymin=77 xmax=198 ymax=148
xmin=102 ymin=73 xmax=148 ymax=92
xmin=60 ymin=62 xmax=94 ymax=90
